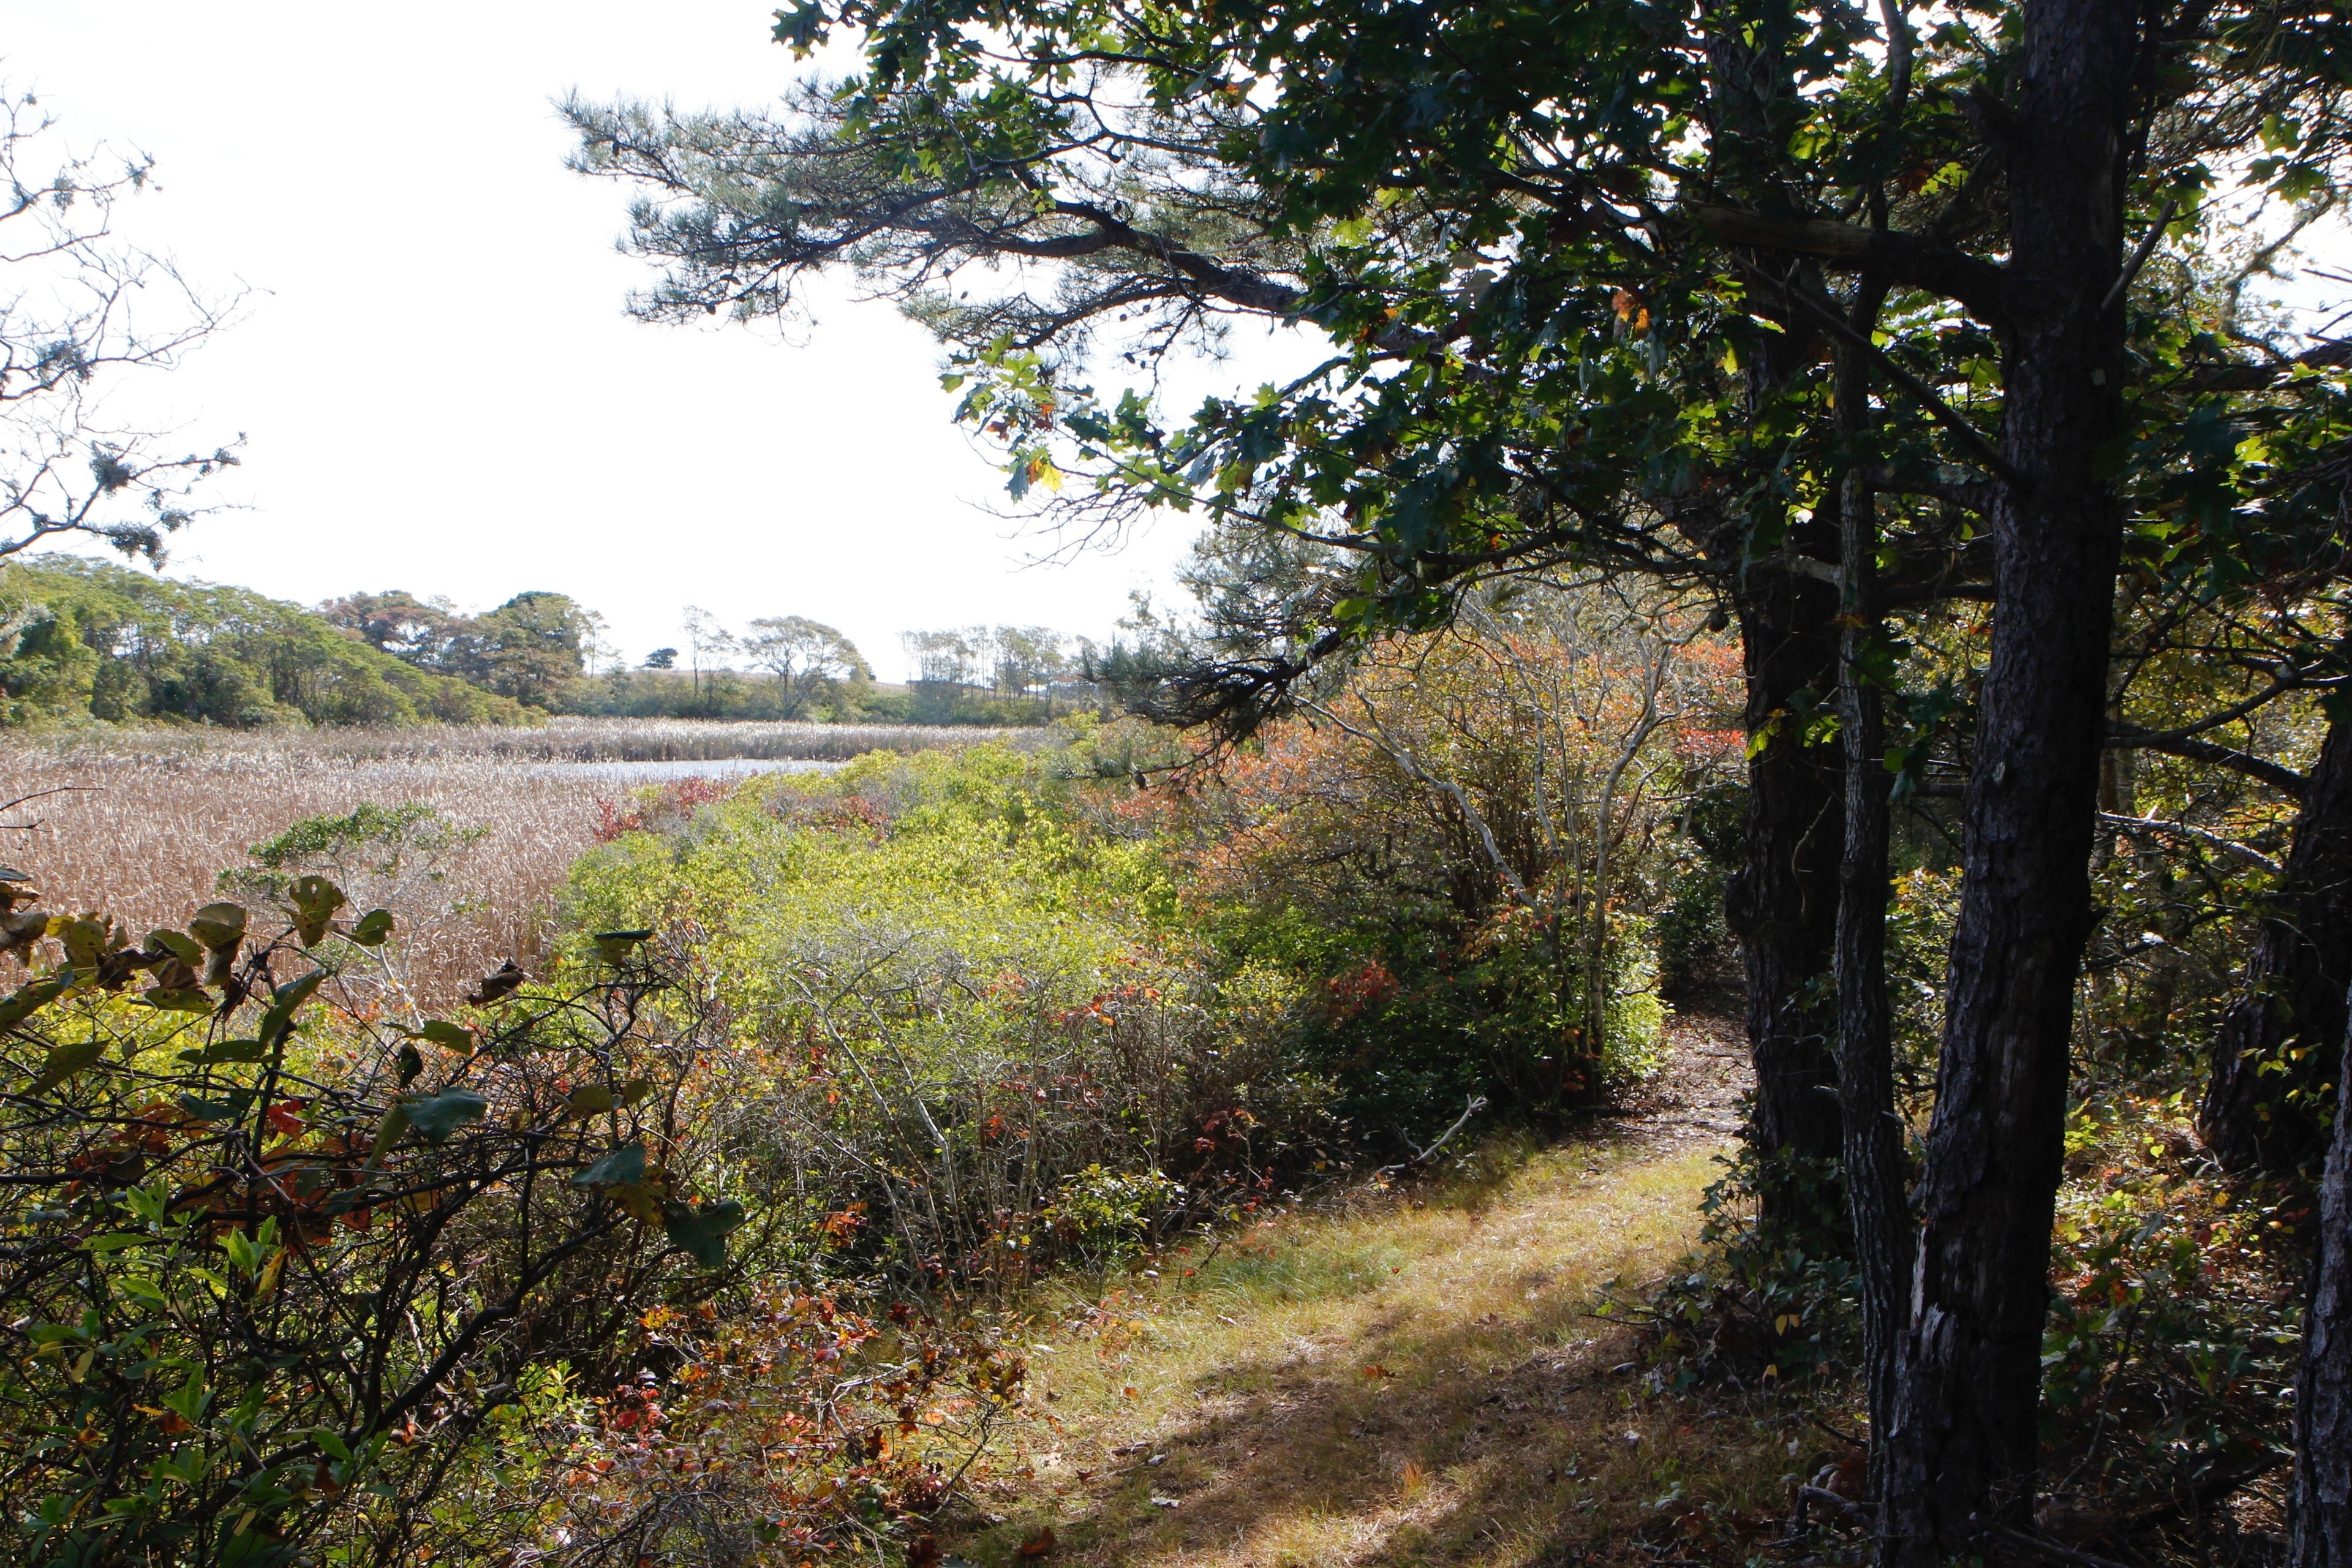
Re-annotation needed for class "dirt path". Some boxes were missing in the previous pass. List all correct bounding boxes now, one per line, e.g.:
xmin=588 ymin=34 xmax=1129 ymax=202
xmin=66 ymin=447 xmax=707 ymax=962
xmin=943 ymin=1006 xmax=1796 ymax=1568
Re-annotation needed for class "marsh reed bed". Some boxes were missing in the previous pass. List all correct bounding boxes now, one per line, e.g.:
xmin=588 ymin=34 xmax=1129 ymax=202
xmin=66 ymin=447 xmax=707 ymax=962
xmin=0 ymin=719 xmax=1014 ymax=1004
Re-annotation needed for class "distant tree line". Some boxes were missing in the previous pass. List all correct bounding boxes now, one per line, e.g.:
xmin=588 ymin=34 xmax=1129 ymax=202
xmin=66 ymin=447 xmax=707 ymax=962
xmin=0 ymin=559 xmax=1101 ymax=730
xmin=316 ymin=589 xmax=602 ymax=709
xmin=0 ymin=559 xmax=526 ymax=728
xmin=581 ymin=614 xmax=1100 ymax=724
xmin=900 ymin=624 xmax=1101 ymax=723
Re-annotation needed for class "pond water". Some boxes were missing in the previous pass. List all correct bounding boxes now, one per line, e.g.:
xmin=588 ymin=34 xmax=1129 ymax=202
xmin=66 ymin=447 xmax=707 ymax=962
xmin=529 ymin=756 xmax=849 ymax=783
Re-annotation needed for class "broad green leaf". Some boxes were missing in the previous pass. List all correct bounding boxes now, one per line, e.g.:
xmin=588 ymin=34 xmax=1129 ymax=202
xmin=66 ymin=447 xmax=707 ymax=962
xmin=398 ymin=1087 xmax=488 ymax=1144
xmin=221 ymin=1228 xmax=258 ymax=1274
xmin=288 ymin=875 xmax=346 ymax=918
xmin=161 ymin=1368 xmax=210 ymax=1423
xmin=592 ymin=928 xmax=654 ymax=964
xmin=573 ymin=1142 xmax=647 ymax=1189
xmin=663 ymin=1199 xmax=746 ymax=1268
xmin=289 ymin=876 xmax=346 ymax=947
xmin=0 ymin=973 xmax=72 ymax=1029
xmin=60 ymin=919 xmax=107 ymax=968
xmin=28 ymin=1038 xmax=102 ymax=1096
xmin=367 ymin=1104 xmax=410 ymax=1164
xmin=141 ymin=986 xmax=214 ymax=1014
xmin=188 ymin=903 xmax=247 ymax=952
xmin=410 ymin=1020 xmax=475 ymax=1054
xmin=146 ymin=929 xmax=205 ymax=966
xmin=179 ymin=1039 xmax=264 ymax=1065
xmin=350 ymin=908 xmax=394 ymax=947
xmin=258 ymin=972 xmax=323 ymax=1050
xmin=178 ymin=1093 xmax=251 ymax=1123
xmin=565 ymin=1084 xmax=617 ymax=1118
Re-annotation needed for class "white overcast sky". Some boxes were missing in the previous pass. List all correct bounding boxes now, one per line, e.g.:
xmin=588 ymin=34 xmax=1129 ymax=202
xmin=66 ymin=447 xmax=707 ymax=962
xmin=0 ymin=2 xmax=1316 ymax=677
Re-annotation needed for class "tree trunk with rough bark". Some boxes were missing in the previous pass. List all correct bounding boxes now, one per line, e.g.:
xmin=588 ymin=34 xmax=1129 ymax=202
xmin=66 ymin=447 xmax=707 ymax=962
xmin=1882 ymin=1 xmax=2137 ymax=1559
xmin=1727 ymin=572 xmax=1847 ymax=1232
xmin=1834 ymin=330 xmax=1911 ymax=1507
xmin=1699 ymin=1 xmax=1848 ymax=1239
xmin=2201 ymin=718 xmax=2352 ymax=1177
xmin=2292 ymin=1001 xmax=2352 ymax=1568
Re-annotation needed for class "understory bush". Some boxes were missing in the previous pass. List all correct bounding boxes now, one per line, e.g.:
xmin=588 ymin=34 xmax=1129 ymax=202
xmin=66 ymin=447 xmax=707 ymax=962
xmin=1621 ymin=1073 xmax=2305 ymax=1543
xmin=560 ymin=743 xmax=1344 ymax=1292
xmin=1614 ymin=1145 xmax=1863 ymax=1392
xmin=0 ymin=872 xmax=1015 ymax=1567
xmin=2035 ymin=1095 xmax=2303 ymax=1519
xmin=1144 ymin=600 xmax=1736 ymax=1135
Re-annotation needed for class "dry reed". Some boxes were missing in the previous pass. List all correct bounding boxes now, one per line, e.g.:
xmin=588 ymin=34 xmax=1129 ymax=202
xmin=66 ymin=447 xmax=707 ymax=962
xmin=0 ymin=715 xmax=1030 ymax=767
xmin=0 ymin=720 xmax=1016 ymax=1005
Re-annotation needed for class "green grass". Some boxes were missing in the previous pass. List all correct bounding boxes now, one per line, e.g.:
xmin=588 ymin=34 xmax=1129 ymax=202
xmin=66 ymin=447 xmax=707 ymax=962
xmin=941 ymin=1129 xmax=1828 ymax=1568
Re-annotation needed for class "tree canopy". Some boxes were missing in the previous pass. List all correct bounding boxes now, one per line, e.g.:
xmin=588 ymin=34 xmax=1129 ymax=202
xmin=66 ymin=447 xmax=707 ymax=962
xmin=317 ymin=589 xmax=601 ymax=707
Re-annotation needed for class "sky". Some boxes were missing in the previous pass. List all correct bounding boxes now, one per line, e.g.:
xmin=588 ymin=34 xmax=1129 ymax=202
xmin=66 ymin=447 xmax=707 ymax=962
xmin=0 ymin=2 xmax=1316 ymax=678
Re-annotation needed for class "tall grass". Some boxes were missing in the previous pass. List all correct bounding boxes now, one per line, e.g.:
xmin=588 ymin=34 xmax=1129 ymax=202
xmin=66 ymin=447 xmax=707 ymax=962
xmin=1 ymin=715 xmax=1035 ymax=766
xmin=0 ymin=720 xmax=1019 ymax=1003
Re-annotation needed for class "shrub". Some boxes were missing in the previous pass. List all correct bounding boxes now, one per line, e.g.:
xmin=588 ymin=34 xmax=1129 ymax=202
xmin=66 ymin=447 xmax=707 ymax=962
xmin=0 ymin=869 xmax=1011 ymax=1565
xmin=1147 ymin=601 xmax=1739 ymax=1134
xmin=1611 ymin=1145 xmax=1862 ymax=1392
xmin=559 ymin=747 xmax=1341 ymax=1291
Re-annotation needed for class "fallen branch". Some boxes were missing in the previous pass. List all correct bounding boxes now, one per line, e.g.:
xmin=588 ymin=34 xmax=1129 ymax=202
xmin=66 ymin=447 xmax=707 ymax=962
xmin=1985 ymin=1525 xmax=2140 ymax=1568
xmin=1374 ymin=1095 xmax=1490 ymax=1180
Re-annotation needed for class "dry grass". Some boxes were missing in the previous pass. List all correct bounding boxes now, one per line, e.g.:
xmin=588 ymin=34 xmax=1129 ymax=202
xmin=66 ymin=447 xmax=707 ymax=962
xmin=0 ymin=715 xmax=1031 ymax=766
xmin=949 ymin=1016 xmax=1813 ymax=1568
xmin=0 ymin=720 xmax=1012 ymax=1005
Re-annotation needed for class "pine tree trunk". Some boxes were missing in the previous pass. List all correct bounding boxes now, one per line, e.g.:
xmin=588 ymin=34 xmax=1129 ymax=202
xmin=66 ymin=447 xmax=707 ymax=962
xmin=1728 ymin=572 xmax=1847 ymax=1231
xmin=2201 ymin=719 xmax=2352 ymax=1176
xmin=2292 ymin=1004 xmax=2352 ymax=1568
xmin=1882 ymin=1 xmax=2136 ymax=1558
xmin=1699 ymin=1 xmax=1846 ymax=1237
xmin=1834 ymin=331 xmax=1911 ymax=1506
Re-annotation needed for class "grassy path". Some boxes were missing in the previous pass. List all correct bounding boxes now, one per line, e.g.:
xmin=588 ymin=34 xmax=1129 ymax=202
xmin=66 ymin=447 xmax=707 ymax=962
xmin=944 ymin=1009 xmax=1803 ymax=1568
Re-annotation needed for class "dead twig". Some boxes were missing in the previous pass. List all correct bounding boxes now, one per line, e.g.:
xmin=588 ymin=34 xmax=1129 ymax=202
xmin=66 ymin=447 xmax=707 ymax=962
xmin=1985 ymin=1524 xmax=2141 ymax=1568
xmin=0 ymin=784 xmax=100 ymax=833
xmin=1374 ymin=1095 xmax=1490 ymax=1180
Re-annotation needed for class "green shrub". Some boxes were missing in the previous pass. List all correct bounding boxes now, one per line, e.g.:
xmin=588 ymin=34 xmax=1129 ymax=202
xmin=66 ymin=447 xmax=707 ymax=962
xmin=0 ymin=865 xmax=1018 ymax=1566
xmin=0 ymin=889 xmax=736 ymax=1563
xmin=559 ymin=745 xmax=1340 ymax=1292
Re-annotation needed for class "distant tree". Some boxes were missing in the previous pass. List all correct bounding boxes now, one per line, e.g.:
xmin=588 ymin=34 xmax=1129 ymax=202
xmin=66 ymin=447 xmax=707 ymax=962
xmin=899 ymin=625 xmax=1093 ymax=720
xmin=987 ymin=625 xmax=1068 ymax=706
xmin=742 ymin=614 xmax=870 ymax=716
xmin=318 ymin=590 xmax=596 ymax=709
xmin=317 ymin=590 xmax=472 ymax=671
xmin=643 ymin=647 xmax=678 ymax=669
xmin=679 ymin=605 xmax=739 ymax=704
xmin=0 ymin=88 xmax=240 ymax=562
xmin=466 ymin=590 xmax=599 ymax=707
xmin=899 ymin=628 xmax=975 ymax=688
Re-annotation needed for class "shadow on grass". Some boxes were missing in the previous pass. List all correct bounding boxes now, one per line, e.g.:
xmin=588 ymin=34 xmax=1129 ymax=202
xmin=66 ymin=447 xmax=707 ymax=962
xmin=949 ymin=1148 xmax=1805 ymax=1567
